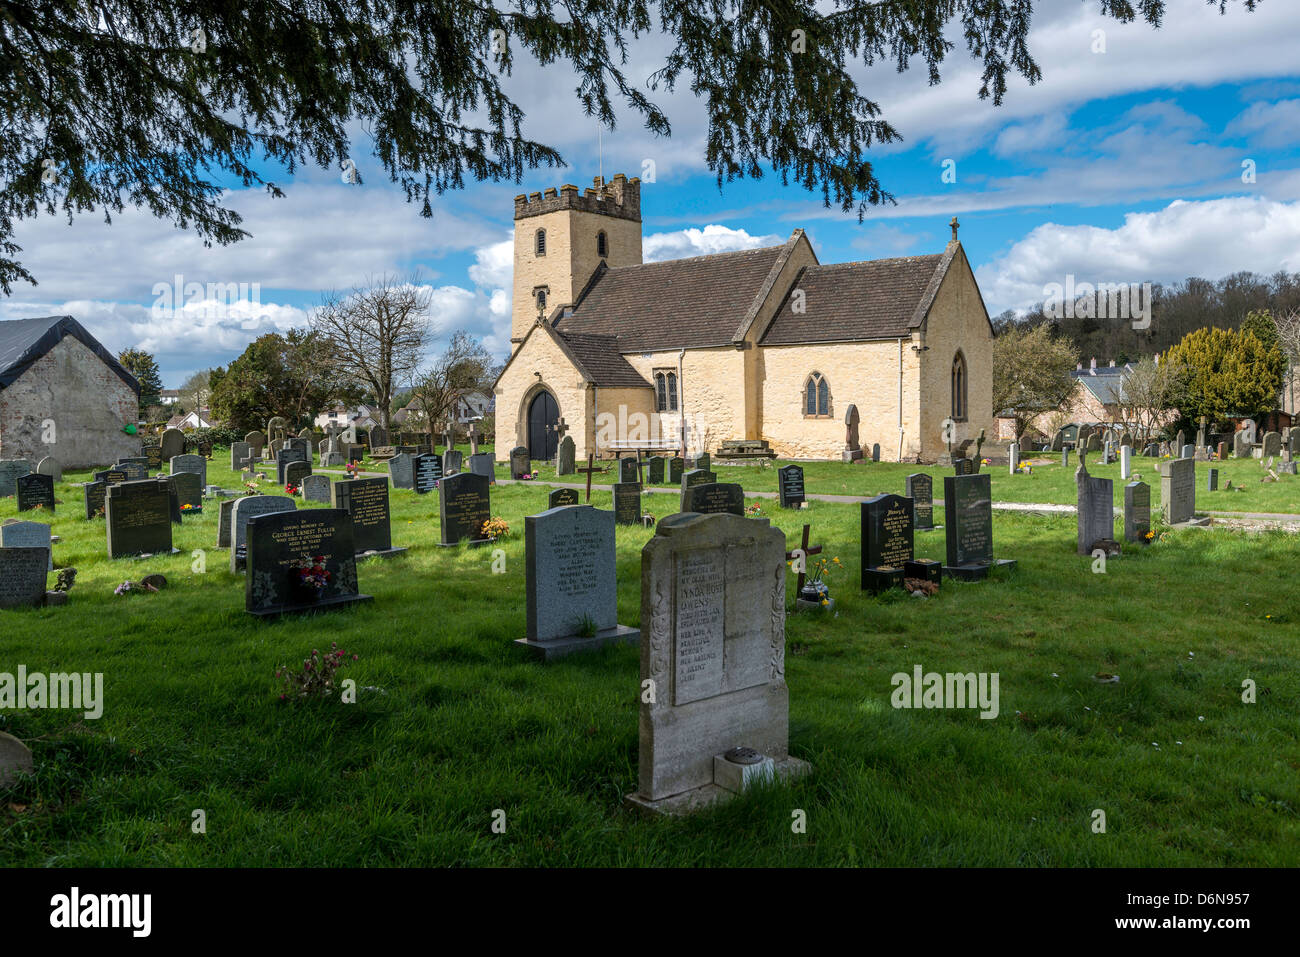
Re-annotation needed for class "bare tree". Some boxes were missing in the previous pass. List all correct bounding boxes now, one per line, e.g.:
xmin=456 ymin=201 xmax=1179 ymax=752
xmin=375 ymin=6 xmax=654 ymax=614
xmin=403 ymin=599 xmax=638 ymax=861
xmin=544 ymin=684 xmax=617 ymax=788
xmin=312 ymin=274 xmax=434 ymax=433
xmin=1122 ymin=357 xmax=1185 ymax=439
xmin=178 ymin=368 xmax=214 ymax=414
xmin=1274 ymin=309 xmax=1300 ymax=416
xmin=992 ymin=325 xmax=1078 ymax=440
xmin=408 ymin=332 xmax=496 ymax=441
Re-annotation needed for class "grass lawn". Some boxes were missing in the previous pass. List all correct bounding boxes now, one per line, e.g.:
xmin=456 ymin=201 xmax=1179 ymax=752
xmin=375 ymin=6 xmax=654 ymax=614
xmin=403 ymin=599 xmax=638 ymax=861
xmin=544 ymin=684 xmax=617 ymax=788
xmin=2 ymin=451 xmax=1297 ymax=866
xmin=520 ymin=452 xmax=1300 ymax=516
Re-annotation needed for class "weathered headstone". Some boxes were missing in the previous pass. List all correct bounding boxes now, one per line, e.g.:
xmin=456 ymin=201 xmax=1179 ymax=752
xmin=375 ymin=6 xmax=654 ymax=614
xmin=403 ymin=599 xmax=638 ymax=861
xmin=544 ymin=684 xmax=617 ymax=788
xmin=142 ymin=444 xmax=164 ymax=469
xmin=332 ymin=477 xmax=403 ymax=556
xmin=16 ymin=473 xmax=55 ymax=512
xmin=843 ymin=405 xmax=862 ymax=462
xmin=36 ymin=456 xmax=63 ymax=481
xmin=0 ymin=547 xmax=48 ymax=608
xmin=514 ymin=504 xmax=639 ymax=659
xmin=231 ymin=442 xmax=252 ymax=471
xmin=952 ymin=457 xmax=975 ymax=476
xmin=1181 ymin=444 xmax=1194 ymax=460
xmin=548 ymin=487 xmax=579 ymax=508
xmin=0 ymin=730 xmax=35 ymax=785
xmin=1008 ymin=442 xmax=1020 ymax=474
xmin=870 ymin=443 xmax=881 ymax=463
xmin=1262 ymin=431 xmax=1282 ymax=458
xmin=216 ymin=498 xmax=237 ymax=548
xmin=1207 ymin=467 xmax=1218 ymax=491
xmin=1124 ymin=481 xmax=1151 ymax=544
xmin=229 ymin=495 xmax=297 ymax=571
xmin=160 ymin=428 xmax=185 ymax=460
xmin=443 ymin=449 xmax=463 ymax=475
xmin=1120 ymin=445 xmax=1132 ymax=480
xmin=167 ymin=453 xmax=207 ymax=489
xmin=245 ymin=509 xmax=370 ymax=616
xmin=860 ymin=493 xmax=915 ymax=592
xmin=679 ymin=468 xmax=717 ymax=510
xmin=682 ymin=482 xmax=744 ymax=517
xmin=284 ymin=460 xmax=312 ymax=490
xmin=414 ymin=453 xmax=443 ymax=494
xmin=106 ymin=479 xmax=173 ymax=558
xmin=694 ymin=452 xmax=711 ymax=473
xmin=389 ymin=452 xmax=415 ymax=490
xmin=468 ymin=452 xmax=495 ymax=484
xmin=1158 ymin=456 xmax=1196 ymax=525
xmin=510 ymin=446 xmax=531 ymax=480
xmin=301 ymin=473 xmax=332 ymax=503
xmin=905 ymin=473 xmax=935 ymax=530
xmin=942 ymin=473 xmax=1016 ymax=580
xmin=556 ymin=436 xmax=576 ymax=476
xmin=669 ymin=457 xmax=685 ymax=484
xmin=0 ymin=460 xmax=33 ymax=497
xmin=647 ymin=456 xmax=666 ymax=485
xmin=1076 ymin=458 xmax=1115 ymax=555
xmin=83 ymin=480 xmax=107 ymax=519
xmin=777 ymin=465 xmax=805 ymax=509
xmin=628 ymin=512 xmax=809 ymax=814
xmin=619 ymin=457 xmax=639 ymax=484
xmin=245 ymin=431 xmax=267 ymax=459
xmin=1 ymin=520 xmax=53 ymax=571
xmin=1233 ymin=429 xmax=1251 ymax=458
xmin=613 ymin=482 xmax=643 ymax=525
xmin=276 ymin=447 xmax=308 ymax=485
xmin=438 ymin=472 xmax=492 ymax=546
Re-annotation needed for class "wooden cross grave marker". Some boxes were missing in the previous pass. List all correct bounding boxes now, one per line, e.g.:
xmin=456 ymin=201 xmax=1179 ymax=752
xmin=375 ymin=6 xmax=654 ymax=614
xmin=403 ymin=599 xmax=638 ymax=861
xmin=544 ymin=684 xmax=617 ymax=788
xmin=576 ymin=453 xmax=609 ymax=502
xmin=784 ymin=524 xmax=824 ymax=595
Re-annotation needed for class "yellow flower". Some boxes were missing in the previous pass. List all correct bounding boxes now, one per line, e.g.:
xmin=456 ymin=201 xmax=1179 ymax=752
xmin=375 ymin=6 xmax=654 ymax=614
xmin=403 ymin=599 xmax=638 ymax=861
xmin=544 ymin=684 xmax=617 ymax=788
xmin=820 ymin=599 xmax=829 ymax=606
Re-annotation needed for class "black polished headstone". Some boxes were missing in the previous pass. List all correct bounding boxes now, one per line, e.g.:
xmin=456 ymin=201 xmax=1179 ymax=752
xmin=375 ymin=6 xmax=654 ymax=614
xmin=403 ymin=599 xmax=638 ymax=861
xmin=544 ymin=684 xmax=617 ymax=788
xmin=16 ymin=473 xmax=54 ymax=512
xmin=905 ymin=473 xmax=934 ymax=529
xmin=245 ymin=508 xmax=371 ymax=616
xmin=510 ymin=446 xmax=530 ymax=480
xmin=548 ymin=487 xmax=579 ymax=508
xmin=647 ymin=456 xmax=666 ymax=485
xmin=613 ymin=482 xmax=642 ymax=525
xmin=860 ymin=493 xmax=914 ymax=591
xmin=668 ymin=457 xmax=684 ymax=484
xmin=332 ymin=477 xmax=402 ymax=556
xmin=778 ymin=465 xmax=805 ymax=509
xmin=414 ymin=453 xmax=443 ymax=494
xmin=438 ymin=472 xmax=492 ymax=545
xmin=105 ymin=479 xmax=173 ymax=558
xmin=276 ymin=447 xmax=308 ymax=485
xmin=681 ymin=482 xmax=744 ymax=517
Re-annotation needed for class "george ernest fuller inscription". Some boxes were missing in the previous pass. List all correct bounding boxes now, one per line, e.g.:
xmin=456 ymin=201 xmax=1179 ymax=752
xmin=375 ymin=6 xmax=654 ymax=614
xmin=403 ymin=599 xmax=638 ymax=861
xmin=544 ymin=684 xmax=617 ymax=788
xmin=515 ymin=504 xmax=639 ymax=660
xmin=438 ymin=472 xmax=492 ymax=546
xmin=245 ymin=508 xmax=371 ymax=617
xmin=629 ymin=512 xmax=810 ymax=815
xmin=332 ymin=477 xmax=405 ymax=557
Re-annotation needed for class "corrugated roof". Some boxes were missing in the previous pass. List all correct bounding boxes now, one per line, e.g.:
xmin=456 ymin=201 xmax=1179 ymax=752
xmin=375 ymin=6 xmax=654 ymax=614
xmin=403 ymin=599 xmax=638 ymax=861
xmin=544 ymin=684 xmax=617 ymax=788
xmin=554 ymin=245 xmax=787 ymax=350
xmin=0 ymin=315 xmax=140 ymax=394
xmin=760 ymin=254 xmax=947 ymax=345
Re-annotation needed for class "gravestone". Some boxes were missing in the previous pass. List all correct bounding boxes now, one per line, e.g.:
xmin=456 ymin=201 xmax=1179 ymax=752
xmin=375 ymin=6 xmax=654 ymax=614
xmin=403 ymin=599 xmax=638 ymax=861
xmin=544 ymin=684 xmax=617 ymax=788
xmin=332 ymin=477 xmax=404 ymax=557
xmin=1076 ymin=458 xmax=1115 ymax=555
xmin=438 ymin=472 xmax=492 ymax=546
xmin=648 ymin=456 xmax=666 ymax=485
xmin=0 ymin=460 xmax=33 ymax=497
xmin=16 ymin=473 xmax=55 ymax=512
xmin=843 ymin=405 xmax=862 ymax=462
xmin=510 ymin=446 xmax=530 ymax=480
xmin=389 ymin=452 xmax=415 ymax=490
xmin=860 ymin=493 xmax=915 ymax=592
xmin=905 ymin=473 xmax=935 ymax=530
xmin=629 ymin=512 xmax=809 ymax=814
xmin=871 ymin=443 xmax=881 ymax=463
xmin=117 ymin=462 xmax=148 ymax=480
xmin=1085 ymin=432 xmax=1101 ymax=453
xmin=619 ymin=457 xmax=639 ymax=484
xmin=284 ymin=460 xmax=312 ymax=490
xmin=347 ymin=444 xmax=365 ymax=463
xmin=118 ymin=455 xmax=149 ymax=468
xmin=1288 ymin=427 xmax=1300 ymax=454
xmin=1 ymin=520 xmax=53 ymax=571
xmin=669 ymin=457 xmax=685 ymax=484
xmin=105 ymin=479 xmax=173 ymax=558
xmin=777 ymin=465 xmax=805 ymax=509
xmin=679 ymin=469 xmax=717 ymax=511
xmin=942 ymin=473 xmax=1016 ymax=580
xmin=1050 ymin=429 xmax=1064 ymax=452
xmin=143 ymin=444 xmax=164 ymax=470
xmin=952 ymin=457 xmax=975 ymax=476
xmin=276 ymin=447 xmax=308 ymax=485
xmin=160 ymin=428 xmax=185 ymax=460
xmin=83 ymin=480 xmax=107 ymax=519
xmin=443 ymin=449 xmax=463 ymax=475
xmin=1217 ymin=441 xmax=1228 ymax=460
xmin=695 ymin=452 xmax=711 ymax=473
xmin=1158 ymin=456 xmax=1196 ymax=525
xmin=1233 ymin=430 xmax=1250 ymax=458
xmin=1144 ymin=443 xmax=1161 ymax=457
xmin=170 ymin=453 xmax=207 ymax=489
xmin=287 ymin=437 xmax=311 ymax=459
xmin=1061 ymin=447 xmax=1071 ymax=468
xmin=613 ymin=482 xmax=643 ymax=525
xmin=682 ymin=482 xmax=744 ymax=517
xmin=245 ymin=509 xmax=370 ymax=616
xmin=1207 ymin=467 xmax=1218 ymax=492
xmin=229 ymin=495 xmax=297 ymax=571
xmin=0 ymin=731 xmax=35 ymax=786
xmin=171 ymin=471 xmax=203 ymax=511
xmin=94 ymin=467 xmax=127 ymax=486
xmin=548 ymin=487 xmax=579 ymax=508
xmin=1008 ymin=442 xmax=1019 ymax=474
xmin=301 ymin=474 xmax=331 ymax=503
xmin=36 ymin=456 xmax=63 ymax=481
xmin=1262 ymin=431 xmax=1282 ymax=458
xmin=1120 ymin=445 xmax=1132 ymax=480
xmin=556 ymin=436 xmax=576 ymax=476
xmin=217 ymin=498 xmax=237 ymax=548
xmin=1181 ymin=444 xmax=1194 ymax=460
xmin=162 ymin=475 xmax=182 ymax=524
xmin=414 ymin=453 xmax=443 ymax=494
xmin=514 ymin=504 xmax=639 ymax=660
xmin=230 ymin=442 xmax=252 ymax=471
xmin=0 ymin=546 xmax=48 ymax=609
xmin=468 ymin=452 xmax=495 ymax=484
xmin=1124 ymin=481 xmax=1151 ymax=544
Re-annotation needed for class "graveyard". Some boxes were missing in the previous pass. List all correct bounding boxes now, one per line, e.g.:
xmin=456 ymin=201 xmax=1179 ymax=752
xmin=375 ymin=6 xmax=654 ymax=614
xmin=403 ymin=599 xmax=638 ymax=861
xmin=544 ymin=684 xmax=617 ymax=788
xmin=2 ymin=446 xmax=1297 ymax=866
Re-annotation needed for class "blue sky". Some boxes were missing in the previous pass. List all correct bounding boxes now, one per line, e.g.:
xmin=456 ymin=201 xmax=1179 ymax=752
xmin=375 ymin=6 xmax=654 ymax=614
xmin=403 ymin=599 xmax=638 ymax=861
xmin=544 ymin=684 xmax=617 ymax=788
xmin=4 ymin=0 xmax=1299 ymax=385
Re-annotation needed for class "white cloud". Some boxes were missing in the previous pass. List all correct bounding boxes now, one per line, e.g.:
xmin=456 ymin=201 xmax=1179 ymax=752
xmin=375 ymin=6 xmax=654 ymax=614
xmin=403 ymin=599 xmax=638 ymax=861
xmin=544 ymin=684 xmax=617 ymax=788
xmin=643 ymin=225 xmax=784 ymax=262
xmin=976 ymin=196 xmax=1300 ymax=314
xmin=1226 ymin=99 xmax=1300 ymax=149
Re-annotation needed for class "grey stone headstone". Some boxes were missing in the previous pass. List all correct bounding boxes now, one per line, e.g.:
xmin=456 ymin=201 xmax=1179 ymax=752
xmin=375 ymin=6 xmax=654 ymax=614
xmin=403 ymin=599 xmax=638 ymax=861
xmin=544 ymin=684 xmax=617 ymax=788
xmin=1008 ymin=442 xmax=1020 ymax=474
xmin=468 ymin=452 xmax=495 ymax=483
xmin=301 ymin=474 xmax=331 ymax=503
xmin=1124 ymin=481 xmax=1150 ymax=543
xmin=1 ymin=520 xmax=53 ymax=571
xmin=1061 ymin=448 xmax=1071 ymax=469
xmin=1262 ymin=431 xmax=1282 ymax=457
xmin=284 ymin=460 xmax=312 ymax=489
xmin=245 ymin=431 xmax=267 ymax=457
xmin=217 ymin=498 xmax=236 ymax=548
xmin=1119 ymin=445 xmax=1132 ymax=480
xmin=525 ymin=505 xmax=618 ymax=642
xmin=443 ymin=449 xmax=463 ymax=475
xmin=388 ymin=452 xmax=415 ymax=490
xmin=160 ymin=428 xmax=185 ymax=460
xmin=229 ymin=495 xmax=297 ymax=571
xmin=231 ymin=442 xmax=252 ymax=471
xmin=1076 ymin=462 xmax=1114 ymax=555
xmin=695 ymin=452 xmax=711 ymax=473
xmin=0 ymin=730 xmax=35 ymax=786
xmin=36 ymin=456 xmax=63 ymax=481
xmin=1181 ymin=444 xmax=1194 ymax=460
xmin=556 ymin=436 xmax=576 ymax=476
xmin=0 ymin=460 xmax=34 ymax=497
xmin=631 ymin=512 xmax=804 ymax=810
xmin=871 ymin=443 xmax=881 ymax=462
xmin=0 ymin=546 xmax=49 ymax=608
xmin=170 ymin=453 xmax=208 ymax=488
xmin=510 ymin=446 xmax=530 ymax=480
xmin=1207 ymin=468 xmax=1218 ymax=492
xmin=1233 ymin=430 xmax=1251 ymax=458
xmin=275 ymin=447 xmax=308 ymax=485
xmin=1159 ymin=456 xmax=1196 ymax=525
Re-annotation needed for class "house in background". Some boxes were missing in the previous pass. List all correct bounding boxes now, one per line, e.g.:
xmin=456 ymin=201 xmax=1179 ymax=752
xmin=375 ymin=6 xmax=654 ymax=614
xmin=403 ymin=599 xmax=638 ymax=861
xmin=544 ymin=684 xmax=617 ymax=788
xmin=165 ymin=408 xmax=214 ymax=430
xmin=313 ymin=403 xmax=382 ymax=432
xmin=0 ymin=315 xmax=140 ymax=467
xmin=158 ymin=389 xmax=182 ymax=406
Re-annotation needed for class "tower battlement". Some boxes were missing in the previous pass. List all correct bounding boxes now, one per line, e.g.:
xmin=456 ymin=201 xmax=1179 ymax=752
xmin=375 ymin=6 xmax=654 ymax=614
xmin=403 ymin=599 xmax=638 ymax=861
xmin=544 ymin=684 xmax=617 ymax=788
xmin=514 ymin=174 xmax=641 ymax=222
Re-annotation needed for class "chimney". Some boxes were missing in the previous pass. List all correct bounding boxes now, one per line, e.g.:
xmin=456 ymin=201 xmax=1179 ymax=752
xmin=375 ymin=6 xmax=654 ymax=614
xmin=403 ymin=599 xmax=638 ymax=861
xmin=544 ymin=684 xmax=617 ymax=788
xmin=1076 ymin=362 xmax=1082 ymax=371
xmin=1089 ymin=357 xmax=1097 ymax=376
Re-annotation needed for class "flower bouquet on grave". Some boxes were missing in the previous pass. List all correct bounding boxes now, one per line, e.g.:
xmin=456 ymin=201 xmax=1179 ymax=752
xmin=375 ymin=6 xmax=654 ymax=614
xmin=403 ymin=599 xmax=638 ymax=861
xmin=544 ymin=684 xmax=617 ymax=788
xmin=290 ymin=555 xmax=330 ymax=602
xmin=796 ymin=556 xmax=840 ymax=608
xmin=285 ymin=483 xmax=299 ymax=495
xmin=482 ymin=516 xmax=510 ymax=541
xmin=345 ymin=462 xmax=360 ymax=478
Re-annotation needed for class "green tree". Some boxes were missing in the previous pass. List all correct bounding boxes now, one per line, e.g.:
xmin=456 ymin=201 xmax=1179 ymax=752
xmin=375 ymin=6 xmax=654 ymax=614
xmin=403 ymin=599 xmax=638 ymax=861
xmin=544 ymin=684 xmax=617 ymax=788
xmin=991 ymin=324 xmax=1079 ymax=440
xmin=117 ymin=347 xmax=162 ymax=408
xmin=1240 ymin=308 xmax=1280 ymax=353
xmin=210 ymin=330 xmax=362 ymax=432
xmin=1 ymin=1 xmax=1254 ymax=293
xmin=1166 ymin=326 xmax=1285 ymax=421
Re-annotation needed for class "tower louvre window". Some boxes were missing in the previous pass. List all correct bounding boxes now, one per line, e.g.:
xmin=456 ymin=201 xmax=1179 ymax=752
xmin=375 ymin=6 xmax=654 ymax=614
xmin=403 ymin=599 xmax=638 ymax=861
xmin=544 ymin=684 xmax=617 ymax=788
xmin=535 ymin=229 xmax=546 ymax=256
xmin=597 ymin=231 xmax=608 ymax=258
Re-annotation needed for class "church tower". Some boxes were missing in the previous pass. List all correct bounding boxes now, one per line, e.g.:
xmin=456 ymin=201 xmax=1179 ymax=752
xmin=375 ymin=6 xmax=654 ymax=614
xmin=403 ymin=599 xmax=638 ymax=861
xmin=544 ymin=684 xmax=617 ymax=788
xmin=510 ymin=173 xmax=643 ymax=350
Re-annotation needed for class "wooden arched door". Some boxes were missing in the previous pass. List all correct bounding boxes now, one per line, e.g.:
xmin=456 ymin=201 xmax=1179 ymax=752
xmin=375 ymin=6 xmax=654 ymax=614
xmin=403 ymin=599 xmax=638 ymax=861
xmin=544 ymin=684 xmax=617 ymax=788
xmin=527 ymin=391 xmax=559 ymax=461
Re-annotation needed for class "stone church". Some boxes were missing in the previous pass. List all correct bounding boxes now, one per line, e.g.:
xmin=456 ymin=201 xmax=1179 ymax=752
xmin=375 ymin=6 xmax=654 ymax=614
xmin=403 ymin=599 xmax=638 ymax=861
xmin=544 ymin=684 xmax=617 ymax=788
xmin=493 ymin=173 xmax=993 ymax=463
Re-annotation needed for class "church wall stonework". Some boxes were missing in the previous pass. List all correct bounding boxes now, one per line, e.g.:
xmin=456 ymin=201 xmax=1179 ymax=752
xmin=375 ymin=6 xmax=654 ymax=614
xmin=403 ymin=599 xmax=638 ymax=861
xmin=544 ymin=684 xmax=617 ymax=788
xmin=494 ymin=328 xmax=592 ymax=462
xmin=759 ymin=339 xmax=922 ymax=460
xmin=622 ymin=347 xmax=747 ymax=454
xmin=0 ymin=334 xmax=139 ymax=468
xmin=918 ymin=248 xmax=993 ymax=460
